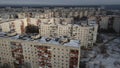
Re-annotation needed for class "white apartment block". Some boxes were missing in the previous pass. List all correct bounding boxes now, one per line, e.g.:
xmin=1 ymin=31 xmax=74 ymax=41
xmin=113 ymin=17 xmax=120 ymax=33
xmin=30 ymin=8 xmax=101 ymax=18
xmin=0 ymin=33 xmax=81 ymax=68
xmin=72 ymin=25 xmax=91 ymax=46
xmin=57 ymin=24 xmax=72 ymax=37
xmin=17 ymin=13 xmax=26 ymax=19
xmin=0 ymin=18 xmax=98 ymax=47
xmin=40 ymin=23 xmax=56 ymax=37
xmin=99 ymin=16 xmax=109 ymax=30
xmin=72 ymin=23 xmax=98 ymax=47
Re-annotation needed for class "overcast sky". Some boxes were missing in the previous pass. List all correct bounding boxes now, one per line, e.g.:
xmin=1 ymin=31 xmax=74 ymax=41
xmin=0 ymin=0 xmax=120 ymax=5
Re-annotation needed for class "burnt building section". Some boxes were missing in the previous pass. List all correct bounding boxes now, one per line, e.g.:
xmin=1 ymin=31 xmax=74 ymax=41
xmin=10 ymin=42 xmax=24 ymax=68
xmin=25 ymin=25 xmax=39 ymax=34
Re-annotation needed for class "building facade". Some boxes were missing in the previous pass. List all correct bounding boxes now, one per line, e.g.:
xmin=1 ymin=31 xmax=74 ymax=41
xmin=113 ymin=17 xmax=120 ymax=33
xmin=0 ymin=37 xmax=80 ymax=68
xmin=0 ymin=18 xmax=98 ymax=47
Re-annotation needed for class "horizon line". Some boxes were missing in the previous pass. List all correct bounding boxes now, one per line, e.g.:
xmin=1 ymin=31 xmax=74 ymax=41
xmin=0 ymin=4 xmax=120 ymax=6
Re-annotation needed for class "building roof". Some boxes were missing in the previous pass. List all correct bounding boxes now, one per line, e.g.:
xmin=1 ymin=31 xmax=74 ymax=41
xmin=0 ymin=32 xmax=80 ymax=48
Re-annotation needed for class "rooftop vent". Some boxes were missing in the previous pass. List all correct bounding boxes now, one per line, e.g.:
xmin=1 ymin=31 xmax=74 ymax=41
xmin=45 ymin=38 xmax=51 ymax=42
xmin=55 ymin=38 xmax=60 ymax=42
xmin=59 ymin=36 xmax=70 ymax=45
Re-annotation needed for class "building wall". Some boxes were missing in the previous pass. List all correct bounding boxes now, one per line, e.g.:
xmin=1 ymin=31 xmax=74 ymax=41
xmin=99 ymin=16 xmax=109 ymax=30
xmin=72 ymin=25 xmax=93 ymax=47
xmin=40 ymin=23 xmax=54 ymax=37
xmin=0 ymin=38 xmax=80 ymax=68
xmin=0 ymin=39 xmax=14 ymax=68
xmin=57 ymin=24 xmax=72 ymax=37
xmin=1 ymin=22 xmax=10 ymax=32
xmin=17 ymin=13 xmax=26 ymax=19
xmin=113 ymin=17 xmax=120 ymax=33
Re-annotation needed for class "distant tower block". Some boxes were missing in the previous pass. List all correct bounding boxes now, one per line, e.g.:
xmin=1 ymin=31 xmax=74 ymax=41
xmin=21 ymin=21 xmax=25 ymax=34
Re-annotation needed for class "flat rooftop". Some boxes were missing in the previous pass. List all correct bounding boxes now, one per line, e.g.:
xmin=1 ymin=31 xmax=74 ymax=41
xmin=0 ymin=32 xmax=80 ymax=47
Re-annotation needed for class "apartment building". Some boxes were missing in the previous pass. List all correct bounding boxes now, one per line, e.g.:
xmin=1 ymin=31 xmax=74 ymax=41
xmin=99 ymin=16 xmax=109 ymax=30
xmin=57 ymin=24 xmax=72 ymax=38
xmin=0 ymin=32 xmax=80 ymax=68
xmin=113 ymin=17 xmax=120 ymax=33
xmin=0 ymin=17 xmax=98 ymax=47
xmin=40 ymin=23 xmax=56 ymax=37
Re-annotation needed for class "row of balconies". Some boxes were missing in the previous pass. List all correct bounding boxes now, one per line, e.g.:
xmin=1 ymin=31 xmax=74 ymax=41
xmin=69 ymin=51 xmax=79 ymax=68
xmin=37 ymin=46 xmax=52 ymax=68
